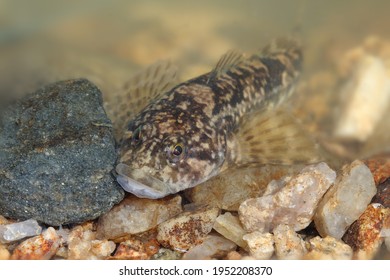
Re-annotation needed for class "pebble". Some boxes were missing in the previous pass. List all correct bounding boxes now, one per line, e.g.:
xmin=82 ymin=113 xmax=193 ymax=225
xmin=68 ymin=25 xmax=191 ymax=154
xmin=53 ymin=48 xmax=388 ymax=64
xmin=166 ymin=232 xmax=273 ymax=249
xmin=213 ymin=212 xmax=247 ymax=249
xmin=314 ymin=160 xmax=377 ymax=239
xmin=182 ymin=234 xmax=236 ymax=260
xmin=372 ymin=177 xmax=390 ymax=207
xmin=157 ymin=206 xmax=220 ymax=251
xmin=0 ymin=216 xmax=9 ymax=225
xmin=97 ymin=195 xmax=182 ymax=240
xmin=304 ymin=236 xmax=353 ymax=260
xmin=0 ymin=219 xmax=42 ymax=243
xmin=68 ymin=225 xmax=116 ymax=260
xmin=151 ymin=248 xmax=182 ymax=260
xmin=333 ymin=53 xmax=390 ymax=142
xmin=273 ymin=224 xmax=307 ymax=260
xmin=186 ymin=165 xmax=303 ymax=211
xmin=239 ymin=163 xmax=335 ymax=233
xmin=11 ymin=227 xmax=61 ymax=260
xmin=364 ymin=154 xmax=390 ymax=185
xmin=0 ymin=244 xmax=10 ymax=260
xmin=0 ymin=79 xmax=124 ymax=225
xmin=342 ymin=203 xmax=390 ymax=259
xmin=243 ymin=232 xmax=274 ymax=260
xmin=111 ymin=237 xmax=160 ymax=260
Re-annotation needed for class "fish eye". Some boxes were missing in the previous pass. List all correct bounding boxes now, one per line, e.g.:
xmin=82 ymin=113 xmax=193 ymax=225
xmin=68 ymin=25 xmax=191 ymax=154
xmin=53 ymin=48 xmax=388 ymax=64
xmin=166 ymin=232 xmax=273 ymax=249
xmin=131 ymin=126 xmax=142 ymax=146
xmin=166 ymin=142 xmax=186 ymax=166
xmin=172 ymin=144 xmax=183 ymax=157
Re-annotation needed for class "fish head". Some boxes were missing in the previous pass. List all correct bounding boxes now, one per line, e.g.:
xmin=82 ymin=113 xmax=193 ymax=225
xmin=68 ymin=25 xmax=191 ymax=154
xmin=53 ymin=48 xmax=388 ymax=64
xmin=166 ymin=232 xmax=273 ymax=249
xmin=116 ymin=115 xmax=226 ymax=199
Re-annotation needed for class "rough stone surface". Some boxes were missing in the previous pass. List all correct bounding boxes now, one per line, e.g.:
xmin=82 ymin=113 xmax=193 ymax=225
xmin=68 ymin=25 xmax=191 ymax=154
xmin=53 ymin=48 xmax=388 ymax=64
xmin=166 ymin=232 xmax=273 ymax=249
xmin=364 ymin=154 xmax=390 ymax=185
xmin=0 ymin=79 xmax=124 ymax=225
xmin=97 ymin=195 xmax=182 ymax=240
xmin=182 ymin=234 xmax=236 ymax=260
xmin=151 ymin=248 xmax=182 ymax=260
xmin=304 ymin=236 xmax=353 ymax=260
xmin=243 ymin=232 xmax=274 ymax=260
xmin=157 ymin=206 xmax=220 ymax=251
xmin=273 ymin=224 xmax=307 ymax=260
xmin=68 ymin=225 xmax=116 ymax=260
xmin=314 ymin=160 xmax=376 ymax=239
xmin=239 ymin=163 xmax=335 ymax=233
xmin=213 ymin=212 xmax=247 ymax=249
xmin=11 ymin=227 xmax=60 ymax=260
xmin=342 ymin=203 xmax=389 ymax=259
xmin=111 ymin=237 xmax=160 ymax=260
xmin=186 ymin=165 xmax=303 ymax=211
xmin=372 ymin=177 xmax=390 ymax=207
xmin=0 ymin=219 xmax=42 ymax=243
xmin=0 ymin=243 xmax=10 ymax=260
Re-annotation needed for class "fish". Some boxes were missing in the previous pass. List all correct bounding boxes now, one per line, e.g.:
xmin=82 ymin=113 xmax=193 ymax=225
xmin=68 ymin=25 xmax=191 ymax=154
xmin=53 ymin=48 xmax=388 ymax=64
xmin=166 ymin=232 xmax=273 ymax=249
xmin=111 ymin=38 xmax=323 ymax=199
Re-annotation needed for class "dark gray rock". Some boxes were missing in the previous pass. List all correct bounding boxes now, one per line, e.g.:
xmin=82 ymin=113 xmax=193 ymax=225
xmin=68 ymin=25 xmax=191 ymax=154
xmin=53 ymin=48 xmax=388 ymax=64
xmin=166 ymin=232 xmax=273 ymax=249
xmin=0 ymin=79 xmax=124 ymax=225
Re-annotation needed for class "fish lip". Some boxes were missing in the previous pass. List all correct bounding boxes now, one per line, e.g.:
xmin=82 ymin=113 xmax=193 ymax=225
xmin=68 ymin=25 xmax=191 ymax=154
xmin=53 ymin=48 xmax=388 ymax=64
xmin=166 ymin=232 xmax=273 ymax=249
xmin=115 ymin=163 xmax=172 ymax=199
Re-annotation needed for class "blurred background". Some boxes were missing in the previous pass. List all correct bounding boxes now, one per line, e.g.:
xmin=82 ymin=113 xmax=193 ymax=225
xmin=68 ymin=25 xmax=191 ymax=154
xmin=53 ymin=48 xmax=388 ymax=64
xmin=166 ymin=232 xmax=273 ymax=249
xmin=1 ymin=0 xmax=390 ymax=158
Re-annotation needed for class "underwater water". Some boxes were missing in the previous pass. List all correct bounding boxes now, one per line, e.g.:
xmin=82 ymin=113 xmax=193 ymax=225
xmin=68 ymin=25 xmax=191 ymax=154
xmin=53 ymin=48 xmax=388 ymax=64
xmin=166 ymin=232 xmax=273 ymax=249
xmin=1 ymin=0 xmax=390 ymax=158
xmin=1 ymin=0 xmax=390 ymax=260
xmin=0 ymin=0 xmax=389 ymax=93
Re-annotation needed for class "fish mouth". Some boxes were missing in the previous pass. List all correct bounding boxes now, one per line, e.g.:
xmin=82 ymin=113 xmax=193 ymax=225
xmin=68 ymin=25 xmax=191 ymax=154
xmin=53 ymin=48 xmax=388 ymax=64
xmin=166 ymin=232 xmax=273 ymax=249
xmin=115 ymin=163 xmax=173 ymax=199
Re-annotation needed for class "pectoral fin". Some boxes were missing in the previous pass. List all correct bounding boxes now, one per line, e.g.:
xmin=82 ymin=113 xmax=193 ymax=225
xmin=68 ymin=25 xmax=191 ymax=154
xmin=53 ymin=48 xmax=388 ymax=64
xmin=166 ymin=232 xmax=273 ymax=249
xmin=230 ymin=109 xmax=324 ymax=166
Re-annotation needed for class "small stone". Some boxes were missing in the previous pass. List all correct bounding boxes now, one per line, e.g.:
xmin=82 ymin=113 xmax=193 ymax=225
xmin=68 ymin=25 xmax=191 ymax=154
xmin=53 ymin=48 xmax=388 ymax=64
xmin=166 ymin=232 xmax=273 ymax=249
xmin=226 ymin=251 xmax=242 ymax=260
xmin=68 ymin=225 xmax=115 ymax=260
xmin=342 ymin=203 xmax=390 ymax=259
xmin=0 ymin=219 xmax=42 ymax=243
xmin=364 ymin=154 xmax=390 ymax=185
xmin=0 ymin=79 xmax=124 ymax=225
xmin=333 ymin=54 xmax=390 ymax=142
xmin=239 ymin=162 xmax=335 ymax=233
xmin=182 ymin=234 xmax=236 ymax=260
xmin=0 ymin=244 xmax=10 ymax=260
xmin=304 ymin=236 xmax=353 ymax=260
xmin=243 ymin=232 xmax=274 ymax=260
xmin=97 ymin=195 xmax=182 ymax=240
xmin=111 ymin=237 xmax=160 ymax=260
xmin=372 ymin=177 xmax=390 ymax=207
xmin=157 ymin=206 xmax=220 ymax=251
xmin=151 ymin=248 xmax=182 ymax=260
xmin=263 ymin=176 xmax=291 ymax=196
xmin=273 ymin=224 xmax=307 ymax=260
xmin=186 ymin=165 xmax=303 ymax=211
xmin=0 ymin=216 xmax=9 ymax=225
xmin=314 ymin=160 xmax=377 ymax=239
xmin=213 ymin=212 xmax=247 ymax=249
xmin=11 ymin=227 xmax=60 ymax=260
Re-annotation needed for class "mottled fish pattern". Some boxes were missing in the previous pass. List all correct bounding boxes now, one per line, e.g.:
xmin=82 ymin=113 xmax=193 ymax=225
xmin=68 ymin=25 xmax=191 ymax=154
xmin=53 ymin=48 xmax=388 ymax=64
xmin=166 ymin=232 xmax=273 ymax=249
xmin=114 ymin=38 xmax=321 ymax=199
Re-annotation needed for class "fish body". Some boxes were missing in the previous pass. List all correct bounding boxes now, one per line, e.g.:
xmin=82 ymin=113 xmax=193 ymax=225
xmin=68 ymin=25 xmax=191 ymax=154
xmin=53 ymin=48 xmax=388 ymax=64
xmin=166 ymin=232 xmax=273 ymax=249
xmin=114 ymin=38 xmax=320 ymax=199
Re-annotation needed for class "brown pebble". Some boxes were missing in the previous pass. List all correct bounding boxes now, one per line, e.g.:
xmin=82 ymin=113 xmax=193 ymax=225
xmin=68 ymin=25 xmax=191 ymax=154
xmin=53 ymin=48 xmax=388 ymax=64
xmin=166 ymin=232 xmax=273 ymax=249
xmin=111 ymin=237 xmax=160 ymax=260
xmin=364 ymin=154 xmax=390 ymax=185
xmin=342 ymin=203 xmax=390 ymax=259
xmin=372 ymin=178 xmax=390 ymax=207
xmin=11 ymin=227 xmax=60 ymax=260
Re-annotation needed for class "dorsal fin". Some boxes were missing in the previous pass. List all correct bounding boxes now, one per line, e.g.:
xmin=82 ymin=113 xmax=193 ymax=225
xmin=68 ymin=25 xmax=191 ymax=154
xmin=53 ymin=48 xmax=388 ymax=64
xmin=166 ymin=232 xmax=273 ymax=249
xmin=207 ymin=49 xmax=244 ymax=83
xmin=105 ymin=60 xmax=178 ymax=140
xmin=229 ymin=109 xmax=325 ymax=166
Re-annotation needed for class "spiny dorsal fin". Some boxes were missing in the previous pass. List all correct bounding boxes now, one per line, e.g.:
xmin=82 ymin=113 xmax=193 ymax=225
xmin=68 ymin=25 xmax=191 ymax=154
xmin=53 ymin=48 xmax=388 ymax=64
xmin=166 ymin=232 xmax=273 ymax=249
xmin=230 ymin=109 xmax=324 ymax=166
xmin=106 ymin=60 xmax=179 ymax=140
xmin=207 ymin=49 xmax=244 ymax=83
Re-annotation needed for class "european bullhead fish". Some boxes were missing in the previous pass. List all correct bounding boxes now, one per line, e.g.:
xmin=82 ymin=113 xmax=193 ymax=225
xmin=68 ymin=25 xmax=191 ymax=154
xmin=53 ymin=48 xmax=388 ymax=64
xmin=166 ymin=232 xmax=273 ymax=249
xmin=111 ymin=38 xmax=322 ymax=199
